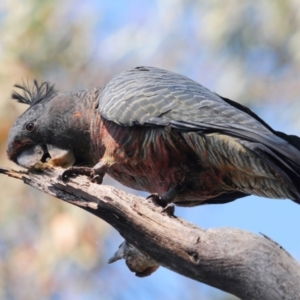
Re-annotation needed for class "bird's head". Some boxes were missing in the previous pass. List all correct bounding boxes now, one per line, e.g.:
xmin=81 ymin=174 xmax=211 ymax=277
xmin=7 ymin=81 xmax=91 ymax=169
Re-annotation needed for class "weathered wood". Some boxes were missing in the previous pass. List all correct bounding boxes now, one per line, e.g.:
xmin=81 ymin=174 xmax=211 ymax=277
xmin=1 ymin=166 xmax=300 ymax=299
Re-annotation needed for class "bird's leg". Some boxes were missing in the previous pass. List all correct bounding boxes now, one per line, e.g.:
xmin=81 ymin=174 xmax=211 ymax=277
xmin=61 ymin=161 xmax=108 ymax=184
xmin=90 ymin=161 xmax=108 ymax=184
xmin=147 ymin=187 xmax=177 ymax=216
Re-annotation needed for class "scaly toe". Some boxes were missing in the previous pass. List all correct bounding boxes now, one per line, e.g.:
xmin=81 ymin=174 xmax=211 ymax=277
xmin=91 ymin=174 xmax=104 ymax=184
xmin=146 ymin=193 xmax=166 ymax=207
xmin=161 ymin=203 xmax=175 ymax=216
xmin=61 ymin=169 xmax=74 ymax=182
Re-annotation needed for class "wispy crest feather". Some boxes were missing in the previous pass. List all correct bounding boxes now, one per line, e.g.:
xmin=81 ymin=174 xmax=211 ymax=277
xmin=12 ymin=80 xmax=57 ymax=106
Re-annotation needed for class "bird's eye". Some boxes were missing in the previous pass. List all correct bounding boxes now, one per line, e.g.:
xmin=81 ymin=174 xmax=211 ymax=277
xmin=26 ymin=123 xmax=35 ymax=132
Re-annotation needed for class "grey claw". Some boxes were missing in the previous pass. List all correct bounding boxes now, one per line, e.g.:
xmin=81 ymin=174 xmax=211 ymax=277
xmin=161 ymin=203 xmax=175 ymax=216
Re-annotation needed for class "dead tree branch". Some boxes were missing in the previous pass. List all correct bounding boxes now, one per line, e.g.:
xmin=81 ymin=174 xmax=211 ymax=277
xmin=1 ymin=166 xmax=300 ymax=300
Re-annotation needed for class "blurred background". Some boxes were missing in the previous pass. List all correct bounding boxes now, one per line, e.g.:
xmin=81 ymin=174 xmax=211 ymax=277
xmin=0 ymin=0 xmax=300 ymax=299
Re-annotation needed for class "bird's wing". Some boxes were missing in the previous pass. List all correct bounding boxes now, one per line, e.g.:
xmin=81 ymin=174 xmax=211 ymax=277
xmin=98 ymin=66 xmax=300 ymax=165
xmin=99 ymin=66 xmax=254 ymax=128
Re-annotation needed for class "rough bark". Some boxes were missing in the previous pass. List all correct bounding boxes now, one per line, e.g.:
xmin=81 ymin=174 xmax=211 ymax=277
xmin=1 ymin=166 xmax=300 ymax=300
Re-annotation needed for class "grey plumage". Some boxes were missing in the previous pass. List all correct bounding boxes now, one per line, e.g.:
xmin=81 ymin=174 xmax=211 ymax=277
xmin=7 ymin=66 xmax=300 ymax=206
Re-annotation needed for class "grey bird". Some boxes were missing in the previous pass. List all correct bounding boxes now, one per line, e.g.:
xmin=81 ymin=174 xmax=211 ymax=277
xmin=7 ymin=66 xmax=300 ymax=208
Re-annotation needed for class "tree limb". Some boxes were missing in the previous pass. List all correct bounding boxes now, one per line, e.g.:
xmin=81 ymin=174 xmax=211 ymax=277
xmin=1 ymin=166 xmax=300 ymax=299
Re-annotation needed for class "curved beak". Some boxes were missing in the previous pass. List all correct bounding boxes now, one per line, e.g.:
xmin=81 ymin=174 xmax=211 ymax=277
xmin=16 ymin=144 xmax=75 ymax=169
xmin=17 ymin=144 xmax=45 ymax=169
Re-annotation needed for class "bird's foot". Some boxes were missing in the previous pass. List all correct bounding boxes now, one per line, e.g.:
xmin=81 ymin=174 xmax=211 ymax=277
xmin=147 ymin=188 xmax=177 ymax=216
xmin=62 ymin=161 xmax=108 ymax=184
xmin=161 ymin=203 xmax=175 ymax=216
xmin=61 ymin=166 xmax=104 ymax=184
xmin=146 ymin=193 xmax=165 ymax=207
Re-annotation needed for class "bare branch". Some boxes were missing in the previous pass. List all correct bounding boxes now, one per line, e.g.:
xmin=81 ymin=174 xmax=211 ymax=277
xmin=1 ymin=166 xmax=300 ymax=300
